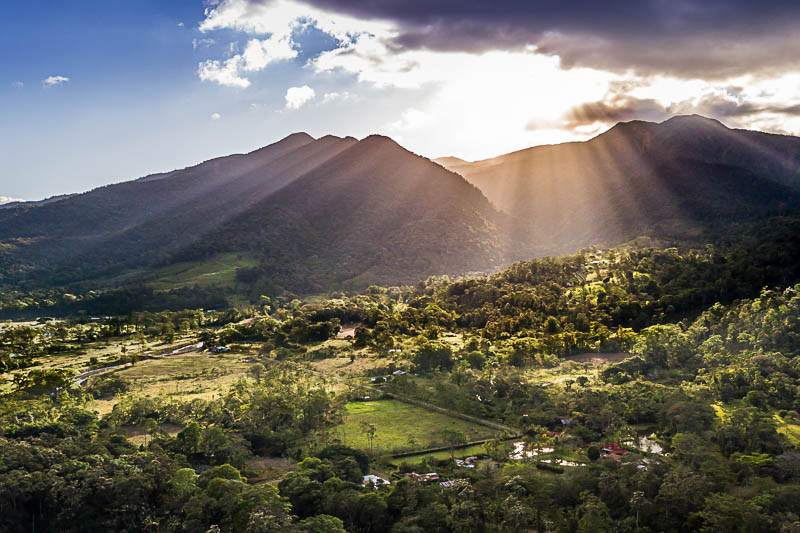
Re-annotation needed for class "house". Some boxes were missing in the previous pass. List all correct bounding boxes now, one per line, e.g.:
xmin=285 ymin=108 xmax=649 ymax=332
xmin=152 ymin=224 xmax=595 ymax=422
xmin=405 ymin=472 xmax=440 ymax=482
xmin=362 ymin=475 xmax=390 ymax=489
xmin=439 ymin=481 xmax=454 ymax=489
xmin=455 ymin=456 xmax=478 ymax=468
xmin=211 ymin=346 xmax=231 ymax=354
xmin=392 ymin=370 xmax=407 ymax=376
xmin=603 ymin=442 xmax=628 ymax=455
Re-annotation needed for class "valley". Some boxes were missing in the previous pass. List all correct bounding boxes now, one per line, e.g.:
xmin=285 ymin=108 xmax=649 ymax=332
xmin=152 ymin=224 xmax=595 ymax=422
xmin=2 ymin=117 xmax=800 ymax=532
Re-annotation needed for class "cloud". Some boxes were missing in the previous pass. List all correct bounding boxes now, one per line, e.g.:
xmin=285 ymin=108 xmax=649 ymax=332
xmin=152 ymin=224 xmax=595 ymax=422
xmin=0 ymin=196 xmax=24 ymax=205
xmin=177 ymin=22 xmax=185 ymax=28
xmin=210 ymin=112 xmax=222 ymax=120
xmin=285 ymin=85 xmax=316 ymax=109
xmin=322 ymin=91 xmax=357 ymax=103
xmin=196 ymin=0 xmax=387 ymax=88
xmin=564 ymin=94 xmax=671 ymax=129
xmin=197 ymin=35 xmax=298 ymax=87
xmin=241 ymin=35 xmax=298 ymax=71
xmin=389 ymin=108 xmax=428 ymax=130
xmin=198 ymin=56 xmax=251 ymax=88
xmin=12 ymin=81 xmax=23 ymax=88
xmin=294 ymin=0 xmax=800 ymax=79
xmin=193 ymin=38 xmax=216 ymax=49
xmin=563 ymin=76 xmax=800 ymax=136
xmin=196 ymin=0 xmax=800 ymax=156
xmin=43 ymin=75 xmax=69 ymax=87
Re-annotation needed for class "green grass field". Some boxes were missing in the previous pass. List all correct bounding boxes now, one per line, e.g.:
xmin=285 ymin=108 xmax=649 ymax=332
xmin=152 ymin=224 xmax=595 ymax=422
xmin=143 ymin=253 xmax=259 ymax=290
xmin=335 ymin=399 xmax=502 ymax=454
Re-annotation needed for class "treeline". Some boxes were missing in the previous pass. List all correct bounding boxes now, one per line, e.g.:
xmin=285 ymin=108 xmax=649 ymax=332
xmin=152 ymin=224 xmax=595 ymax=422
xmin=0 ymin=285 xmax=229 ymax=319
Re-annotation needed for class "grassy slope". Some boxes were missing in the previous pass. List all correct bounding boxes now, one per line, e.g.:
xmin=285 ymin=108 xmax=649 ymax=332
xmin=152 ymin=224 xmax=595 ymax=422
xmin=336 ymin=399 xmax=501 ymax=454
xmin=142 ymin=253 xmax=260 ymax=290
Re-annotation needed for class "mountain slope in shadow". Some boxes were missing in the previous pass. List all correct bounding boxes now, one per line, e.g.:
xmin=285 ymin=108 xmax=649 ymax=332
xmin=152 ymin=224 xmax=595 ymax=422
xmin=0 ymin=133 xmax=507 ymax=291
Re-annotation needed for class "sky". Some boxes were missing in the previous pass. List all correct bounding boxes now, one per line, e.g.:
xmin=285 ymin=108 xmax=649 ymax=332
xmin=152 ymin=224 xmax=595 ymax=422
xmin=3 ymin=0 xmax=800 ymax=201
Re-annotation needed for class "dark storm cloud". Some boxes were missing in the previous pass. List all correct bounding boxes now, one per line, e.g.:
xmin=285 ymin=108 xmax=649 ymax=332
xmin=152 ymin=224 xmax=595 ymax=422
xmin=290 ymin=0 xmax=800 ymax=78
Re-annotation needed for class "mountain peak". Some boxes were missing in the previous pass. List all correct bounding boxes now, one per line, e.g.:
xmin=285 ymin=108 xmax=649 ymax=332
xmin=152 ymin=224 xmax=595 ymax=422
xmin=282 ymin=132 xmax=315 ymax=142
xmin=660 ymin=114 xmax=728 ymax=129
xmin=359 ymin=134 xmax=401 ymax=146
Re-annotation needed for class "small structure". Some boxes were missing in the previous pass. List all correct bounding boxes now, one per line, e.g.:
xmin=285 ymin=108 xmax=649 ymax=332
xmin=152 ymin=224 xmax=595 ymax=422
xmin=602 ymin=442 xmax=628 ymax=455
xmin=211 ymin=346 xmax=231 ymax=354
xmin=439 ymin=480 xmax=454 ymax=489
xmin=362 ymin=475 xmax=390 ymax=489
xmin=454 ymin=456 xmax=478 ymax=468
xmin=405 ymin=472 xmax=440 ymax=483
xmin=392 ymin=370 xmax=407 ymax=376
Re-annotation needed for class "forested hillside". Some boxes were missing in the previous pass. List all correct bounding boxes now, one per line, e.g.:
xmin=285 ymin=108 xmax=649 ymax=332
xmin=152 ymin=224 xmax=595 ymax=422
xmin=0 ymin=133 xmax=507 ymax=295
xmin=4 ymin=116 xmax=800 ymax=302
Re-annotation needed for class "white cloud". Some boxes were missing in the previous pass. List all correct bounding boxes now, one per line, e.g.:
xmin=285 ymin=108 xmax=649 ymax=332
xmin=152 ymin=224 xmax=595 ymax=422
xmin=177 ymin=22 xmax=185 ymax=28
xmin=193 ymin=38 xmax=216 ymax=49
xmin=43 ymin=75 xmax=69 ymax=87
xmin=0 ymin=196 xmax=24 ymax=205
xmin=12 ymin=81 xmax=23 ymax=88
xmin=197 ymin=0 xmax=390 ymax=88
xmin=210 ymin=112 xmax=222 ymax=120
xmin=198 ymin=56 xmax=251 ymax=88
xmin=199 ymin=0 xmax=390 ymax=41
xmin=196 ymin=34 xmax=298 ymax=88
xmin=322 ymin=91 xmax=358 ymax=103
xmin=241 ymin=36 xmax=298 ymax=72
xmin=285 ymin=85 xmax=316 ymax=109
xmin=389 ymin=108 xmax=429 ymax=130
xmin=195 ymin=0 xmax=800 ymax=159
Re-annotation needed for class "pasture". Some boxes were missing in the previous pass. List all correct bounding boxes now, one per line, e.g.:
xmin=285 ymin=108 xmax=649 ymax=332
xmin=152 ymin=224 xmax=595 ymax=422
xmin=334 ymin=399 xmax=502 ymax=454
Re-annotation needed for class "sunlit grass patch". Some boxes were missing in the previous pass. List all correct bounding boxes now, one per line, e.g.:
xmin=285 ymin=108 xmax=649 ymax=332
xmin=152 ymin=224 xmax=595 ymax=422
xmin=335 ymin=399 xmax=501 ymax=454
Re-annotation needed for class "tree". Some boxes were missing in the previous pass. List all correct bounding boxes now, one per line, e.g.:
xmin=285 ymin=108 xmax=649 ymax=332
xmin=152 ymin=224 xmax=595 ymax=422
xmin=360 ymin=422 xmax=377 ymax=452
xmin=439 ymin=429 xmax=467 ymax=461
xmin=587 ymin=445 xmax=601 ymax=461
xmin=630 ymin=490 xmax=649 ymax=528
xmin=144 ymin=418 xmax=158 ymax=447
xmin=296 ymin=515 xmax=347 ymax=533
xmin=577 ymin=492 xmax=612 ymax=533
xmin=412 ymin=341 xmax=453 ymax=372
xmin=248 ymin=363 xmax=266 ymax=383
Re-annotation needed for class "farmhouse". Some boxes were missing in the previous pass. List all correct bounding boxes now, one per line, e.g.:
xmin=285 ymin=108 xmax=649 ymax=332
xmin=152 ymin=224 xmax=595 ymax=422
xmin=602 ymin=442 xmax=629 ymax=455
xmin=362 ymin=475 xmax=390 ymax=489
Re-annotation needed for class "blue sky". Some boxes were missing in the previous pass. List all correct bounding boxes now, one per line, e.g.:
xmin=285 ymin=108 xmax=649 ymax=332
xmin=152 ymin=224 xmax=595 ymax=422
xmin=3 ymin=0 xmax=800 ymax=201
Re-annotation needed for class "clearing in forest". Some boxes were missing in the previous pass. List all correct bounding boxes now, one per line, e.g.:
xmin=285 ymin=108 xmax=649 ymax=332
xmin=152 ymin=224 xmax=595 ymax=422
xmin=335 ymin=399 xmax=502 ymax=454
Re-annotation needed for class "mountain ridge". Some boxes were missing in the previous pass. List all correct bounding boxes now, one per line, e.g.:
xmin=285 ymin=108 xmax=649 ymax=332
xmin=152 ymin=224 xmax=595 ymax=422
xmin=435 ymin=115 xmax=800 ymax=252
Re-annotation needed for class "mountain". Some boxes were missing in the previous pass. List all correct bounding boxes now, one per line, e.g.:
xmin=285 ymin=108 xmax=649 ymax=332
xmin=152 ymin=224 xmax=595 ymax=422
xmin=0 ymin=133 xmax=506 ymax=293
xmin=436 ymin=115 xmax=800 ymax=250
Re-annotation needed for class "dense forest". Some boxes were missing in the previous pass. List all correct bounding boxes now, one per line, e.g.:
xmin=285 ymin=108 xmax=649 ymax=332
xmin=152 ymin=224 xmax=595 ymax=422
xmin=2 ymin=213 xmax=800 ymax=532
